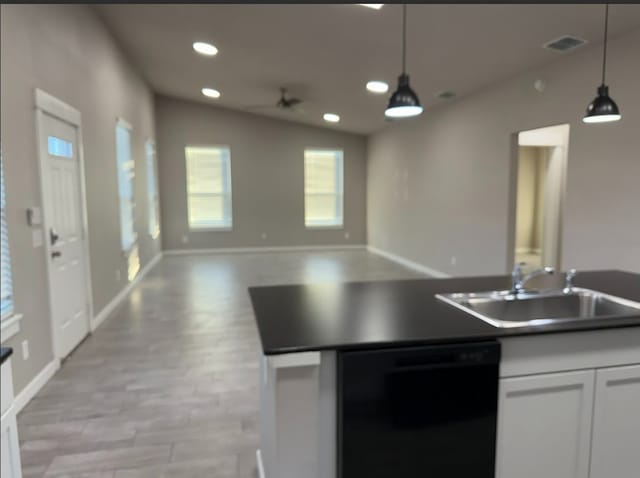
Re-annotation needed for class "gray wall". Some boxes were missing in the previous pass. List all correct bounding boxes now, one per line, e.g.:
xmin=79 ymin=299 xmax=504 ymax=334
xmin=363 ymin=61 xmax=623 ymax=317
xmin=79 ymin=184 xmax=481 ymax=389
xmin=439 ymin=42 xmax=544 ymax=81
xmin=155 ymin=96 xmax=367 ymax=250
xmin=368 ymin=28 xmax=640 ymax=276
xmin=1 ymin=4 xmax=160 ymax=393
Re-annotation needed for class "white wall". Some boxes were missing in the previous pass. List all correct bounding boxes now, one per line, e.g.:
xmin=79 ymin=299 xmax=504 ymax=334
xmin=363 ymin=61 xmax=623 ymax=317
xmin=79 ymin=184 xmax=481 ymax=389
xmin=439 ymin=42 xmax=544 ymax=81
xmin=367 ymin=28 xmax=640 ymax=276
xmin=155 ymin=95 xmax=367 ymax=250
xmin=1 ymin=4 xmax=159 ymax=393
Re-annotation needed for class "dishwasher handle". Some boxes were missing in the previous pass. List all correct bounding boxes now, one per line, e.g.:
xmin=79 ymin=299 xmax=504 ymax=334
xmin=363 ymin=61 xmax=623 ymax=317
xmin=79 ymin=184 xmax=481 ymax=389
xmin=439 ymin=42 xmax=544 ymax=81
xmin=393 ymin=341 xmax=500 ymax=369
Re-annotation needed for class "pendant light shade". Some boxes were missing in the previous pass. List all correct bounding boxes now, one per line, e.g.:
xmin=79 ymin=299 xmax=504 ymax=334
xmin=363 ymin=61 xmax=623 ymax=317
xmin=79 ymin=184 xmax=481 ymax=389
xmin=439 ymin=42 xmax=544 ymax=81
xmin=583 ymin=4 xmax=621 ymax=124
xmin=385 ymin=73 xmax=423 ymax=118
xmin=385 ymin=4 xmax=423 ymax=119
xmin=583 ymin=85 xmax=621 ymax=123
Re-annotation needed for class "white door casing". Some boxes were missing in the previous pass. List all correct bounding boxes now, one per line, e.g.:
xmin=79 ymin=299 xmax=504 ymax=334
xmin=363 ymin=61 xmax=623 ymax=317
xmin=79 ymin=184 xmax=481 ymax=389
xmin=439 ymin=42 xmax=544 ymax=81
xmin=35 ymin=89 xmax=92 ymax=360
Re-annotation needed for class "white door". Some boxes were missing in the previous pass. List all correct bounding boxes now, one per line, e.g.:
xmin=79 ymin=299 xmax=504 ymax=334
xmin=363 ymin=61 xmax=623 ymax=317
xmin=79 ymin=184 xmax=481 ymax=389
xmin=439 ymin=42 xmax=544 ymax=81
xmin=495 ymin=370 xmax=595 ymax=478
xmin=590 ymin=364 xmax=640 ymax=478
xmin=39 ymin=111 xmax=90 ymax=359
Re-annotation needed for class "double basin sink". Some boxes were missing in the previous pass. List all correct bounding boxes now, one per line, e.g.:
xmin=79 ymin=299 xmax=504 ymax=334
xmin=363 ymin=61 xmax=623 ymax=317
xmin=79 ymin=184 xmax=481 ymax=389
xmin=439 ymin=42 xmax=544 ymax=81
xmin=436 ymin=287 xmax=640 ymax=328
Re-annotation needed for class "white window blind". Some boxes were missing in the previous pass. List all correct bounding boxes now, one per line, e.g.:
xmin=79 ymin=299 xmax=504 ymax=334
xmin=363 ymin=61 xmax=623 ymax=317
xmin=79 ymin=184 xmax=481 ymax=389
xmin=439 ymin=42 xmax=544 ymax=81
xmin=116 ymin=120 xmax=136 ymax=251
xmin=185 ymin=146 xmax=232 ymax=229
xmin=1 ymin=151 xmax=15 ymax=320
xmin=304 ymin=149 xmax=344 ymax=227
xmin=145 ymin=140 xmax=160 ymax=239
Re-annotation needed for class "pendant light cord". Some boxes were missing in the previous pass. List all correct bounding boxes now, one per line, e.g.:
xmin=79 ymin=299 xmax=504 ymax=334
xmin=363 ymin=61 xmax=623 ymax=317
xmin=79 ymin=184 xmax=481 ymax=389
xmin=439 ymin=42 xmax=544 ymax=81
xmin=601 ymin=3 xmax=609 ymax=85
xmin=402 ymin=4 xmax=407 ymax=74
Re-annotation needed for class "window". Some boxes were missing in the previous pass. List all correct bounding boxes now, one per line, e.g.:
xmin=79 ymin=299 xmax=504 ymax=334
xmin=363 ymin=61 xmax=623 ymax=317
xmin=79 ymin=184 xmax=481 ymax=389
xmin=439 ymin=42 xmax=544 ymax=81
xmin=116 ymin=120 xmax=136 ymax=251
xmin=304 ymin=149 xmax=344 ymax=227
xmin=115 ymin=119 xmax=139 ymax=281
xmin=185 ymin=146 xmax=232 ymax=229
xmin=47 ymin=136 xmax=73 ymax=158
xmin=1 ymin=151 xmax=15 ymax=320
xmin=145 ymin=140 xmax=160 ymax=239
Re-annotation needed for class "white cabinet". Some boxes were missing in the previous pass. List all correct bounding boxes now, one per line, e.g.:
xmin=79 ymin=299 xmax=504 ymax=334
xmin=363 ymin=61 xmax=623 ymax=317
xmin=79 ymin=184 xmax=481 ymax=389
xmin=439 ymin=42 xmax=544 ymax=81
xmin=495 ymin=370 xmax=595 ymax=478
xmin=590 ymin=364 xmax=640 ymax=478
xmin=1 ymin=357 xmax=23 ymax=478
xmin=1 ymin=411 xmax=22 ymax=478
xmin=259 ymin=351 xmax=336 ymax=478
xmin=496 ymin=329 xmax=640 ymax=478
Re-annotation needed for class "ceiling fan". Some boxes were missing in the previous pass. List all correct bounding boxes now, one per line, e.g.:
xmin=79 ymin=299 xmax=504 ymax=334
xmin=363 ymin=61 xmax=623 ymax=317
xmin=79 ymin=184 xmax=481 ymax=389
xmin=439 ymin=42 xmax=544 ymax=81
xmin=245 ymin=88 xmax=304 ymax=113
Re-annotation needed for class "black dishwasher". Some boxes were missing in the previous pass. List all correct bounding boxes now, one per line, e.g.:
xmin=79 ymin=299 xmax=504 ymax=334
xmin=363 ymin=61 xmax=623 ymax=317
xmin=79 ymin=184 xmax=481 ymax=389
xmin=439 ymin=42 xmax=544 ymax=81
xmin=338 ymin=341 xmax=500 ymax=477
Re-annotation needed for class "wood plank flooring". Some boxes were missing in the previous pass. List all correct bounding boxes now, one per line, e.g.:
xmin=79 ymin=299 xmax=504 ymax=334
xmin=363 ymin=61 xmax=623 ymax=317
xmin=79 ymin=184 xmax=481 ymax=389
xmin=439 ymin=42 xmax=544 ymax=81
xmin=18 ymin=250 xmax=420 ymax=477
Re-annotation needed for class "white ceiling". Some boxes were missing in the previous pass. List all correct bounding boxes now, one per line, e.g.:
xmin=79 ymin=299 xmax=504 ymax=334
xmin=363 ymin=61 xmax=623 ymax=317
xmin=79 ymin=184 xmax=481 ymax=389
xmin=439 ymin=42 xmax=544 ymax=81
xmin=95 ymin=4 xmax=640 ymax=135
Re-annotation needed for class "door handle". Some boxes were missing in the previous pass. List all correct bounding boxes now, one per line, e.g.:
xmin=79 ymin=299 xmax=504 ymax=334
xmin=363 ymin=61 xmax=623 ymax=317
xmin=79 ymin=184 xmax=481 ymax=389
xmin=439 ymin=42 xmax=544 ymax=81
xmin=50 ymin=228 xmax=60 ymax=246
xmin=51 ymin=251 xmax=62 ymax=259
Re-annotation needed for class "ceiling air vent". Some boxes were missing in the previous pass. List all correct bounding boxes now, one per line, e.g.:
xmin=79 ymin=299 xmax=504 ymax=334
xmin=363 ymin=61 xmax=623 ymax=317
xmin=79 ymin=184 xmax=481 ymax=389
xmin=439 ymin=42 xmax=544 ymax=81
xmin=543 ymin=35 xmax=588 ymax=53
xmin=437 ymin=91 xmax=456 ymax=100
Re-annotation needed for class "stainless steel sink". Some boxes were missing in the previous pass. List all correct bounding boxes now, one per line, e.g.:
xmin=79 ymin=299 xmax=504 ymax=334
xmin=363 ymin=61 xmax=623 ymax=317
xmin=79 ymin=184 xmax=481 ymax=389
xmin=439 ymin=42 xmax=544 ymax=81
xmin=436 ymin=287 xmax=640 ymax=328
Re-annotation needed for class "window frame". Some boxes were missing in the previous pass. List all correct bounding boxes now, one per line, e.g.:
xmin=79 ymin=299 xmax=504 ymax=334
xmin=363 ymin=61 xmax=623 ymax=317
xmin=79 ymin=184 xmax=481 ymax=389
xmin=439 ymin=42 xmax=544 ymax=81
xmin=145 ymin=139 xmax=160 ymax=240
xmin=304 ymin=148 xmax=344 ymax=229
xmin=115 ymin=118 xmax=140 ymax=282
xmin=115 ymin=118 xmax=137 ymax=252
xmin=1 ymin=148 xmax=23 ymax=343
xmin=1 ymin=150 xmax=15 ymax=321
xmin=184 ymin=145 xmax=233 ymax=231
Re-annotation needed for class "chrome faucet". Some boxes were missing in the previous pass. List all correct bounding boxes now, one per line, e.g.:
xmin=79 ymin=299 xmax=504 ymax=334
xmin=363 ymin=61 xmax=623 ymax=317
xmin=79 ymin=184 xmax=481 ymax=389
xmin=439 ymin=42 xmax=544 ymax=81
xmin=511 ymin=262 xmax=555 ymax=294
xmin=565 ymin=269 xmax=577 ymax=292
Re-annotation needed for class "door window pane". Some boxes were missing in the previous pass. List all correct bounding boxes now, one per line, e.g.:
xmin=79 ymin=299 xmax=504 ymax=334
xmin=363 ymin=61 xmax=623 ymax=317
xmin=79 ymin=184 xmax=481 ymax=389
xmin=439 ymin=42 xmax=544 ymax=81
xmin=47 ymin=136 xmax=73 ymax=158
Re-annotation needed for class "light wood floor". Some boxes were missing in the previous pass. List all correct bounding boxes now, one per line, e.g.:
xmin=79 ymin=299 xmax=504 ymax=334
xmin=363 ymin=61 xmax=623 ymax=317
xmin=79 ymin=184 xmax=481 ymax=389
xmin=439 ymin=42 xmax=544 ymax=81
xmin=18 ymin=250 xmax=419 ymax=477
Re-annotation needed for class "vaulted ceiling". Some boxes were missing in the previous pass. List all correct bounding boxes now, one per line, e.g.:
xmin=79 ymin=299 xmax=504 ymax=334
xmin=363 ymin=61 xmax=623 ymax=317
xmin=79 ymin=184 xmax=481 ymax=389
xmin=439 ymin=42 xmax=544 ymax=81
xmin=96 ymin=4 xmax=640 ymax=135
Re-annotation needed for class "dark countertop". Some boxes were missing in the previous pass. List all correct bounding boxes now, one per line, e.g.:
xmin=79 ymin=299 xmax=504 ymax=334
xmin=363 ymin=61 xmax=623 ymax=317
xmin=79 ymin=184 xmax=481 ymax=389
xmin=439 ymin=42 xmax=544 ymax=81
xmin=0 ymin=347 xmax=13 ymax=365
xmin=249 ymin=270 xmax=640 ymax=355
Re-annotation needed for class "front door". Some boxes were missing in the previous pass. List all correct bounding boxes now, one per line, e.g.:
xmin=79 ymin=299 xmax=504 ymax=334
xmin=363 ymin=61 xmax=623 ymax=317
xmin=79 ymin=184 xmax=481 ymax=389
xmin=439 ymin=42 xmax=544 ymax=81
xmin=39 ymin=111 xmax=90 ymax=359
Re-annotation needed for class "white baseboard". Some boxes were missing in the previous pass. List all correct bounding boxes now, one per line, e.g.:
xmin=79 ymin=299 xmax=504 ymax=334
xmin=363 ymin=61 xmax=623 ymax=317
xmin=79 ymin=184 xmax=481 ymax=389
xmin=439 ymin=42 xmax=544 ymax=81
xmin=367 ymin=245 xmax=450 ymax=278
xmin=256 ymin=449 xmax=266 ymax=478
xmin=13 ymin=358 xmax=59 ymax=414
xmin=163 ymin=245 xmax=366 ymax=256
xmin=91 ymin=252 xmax=163 ymax=332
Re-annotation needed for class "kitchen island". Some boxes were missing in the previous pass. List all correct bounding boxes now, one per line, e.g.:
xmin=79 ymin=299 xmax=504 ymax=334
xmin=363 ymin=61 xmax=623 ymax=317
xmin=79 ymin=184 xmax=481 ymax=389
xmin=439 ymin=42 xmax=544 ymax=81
xmin=249 ymin=270 xmax=640 ymax=478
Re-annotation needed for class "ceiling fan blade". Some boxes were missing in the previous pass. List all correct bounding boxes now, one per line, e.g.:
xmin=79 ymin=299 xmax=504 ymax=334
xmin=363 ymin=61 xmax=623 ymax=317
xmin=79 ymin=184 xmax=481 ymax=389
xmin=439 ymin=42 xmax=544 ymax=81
xmin=284 ymin=105 xmax=306 ymax=114
xmin=244 ymin=104 xmax=278 ymax=110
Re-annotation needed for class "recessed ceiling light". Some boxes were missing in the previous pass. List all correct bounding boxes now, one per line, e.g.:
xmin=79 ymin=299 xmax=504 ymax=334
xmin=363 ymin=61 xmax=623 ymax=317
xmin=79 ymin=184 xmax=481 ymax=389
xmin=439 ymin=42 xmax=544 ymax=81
xmin=358 ymin=4 xmax=383 ymax=10
xmin=323 ymin=113 xmax=340 ymax=123
xmin=193 ymin=42 xmax=218 ymax=56
xmin=366 ymin=80 xmax=389 ymax=94
xmin=202 ymin=87 xmax=221 ymax=99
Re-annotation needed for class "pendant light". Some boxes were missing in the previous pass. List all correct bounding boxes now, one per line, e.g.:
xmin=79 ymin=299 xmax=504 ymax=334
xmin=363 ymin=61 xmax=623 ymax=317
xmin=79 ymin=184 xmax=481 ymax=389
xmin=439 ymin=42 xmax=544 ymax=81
xmin=385 ymin=4 xmax=423 ymax=119
xmin=583 ymin=4 xmax=621 ymax=123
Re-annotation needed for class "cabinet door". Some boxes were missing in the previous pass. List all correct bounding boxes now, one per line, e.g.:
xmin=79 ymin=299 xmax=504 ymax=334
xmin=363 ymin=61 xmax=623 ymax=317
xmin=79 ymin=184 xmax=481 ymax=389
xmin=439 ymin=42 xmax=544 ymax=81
xmin=590 ymin=364 xmax=640 ymax=478
xmin=1 ymin=408 xmax=23 ymax=478
xmin=495 ymin=370 xmax=594 ymax=478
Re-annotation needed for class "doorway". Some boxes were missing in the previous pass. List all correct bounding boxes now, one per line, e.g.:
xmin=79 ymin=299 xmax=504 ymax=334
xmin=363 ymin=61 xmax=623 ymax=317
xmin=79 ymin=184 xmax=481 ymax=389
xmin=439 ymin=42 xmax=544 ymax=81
xmin=35 ymin=89 xmax=92 ymax=360
xmin=511 ymin=124 xmax=569 ymax=274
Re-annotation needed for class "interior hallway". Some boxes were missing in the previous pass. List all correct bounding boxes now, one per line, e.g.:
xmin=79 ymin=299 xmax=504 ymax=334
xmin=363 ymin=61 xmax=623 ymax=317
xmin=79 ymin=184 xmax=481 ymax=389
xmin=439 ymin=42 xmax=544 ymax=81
xmin=16 ymin=250 xmax=420 ymax=478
